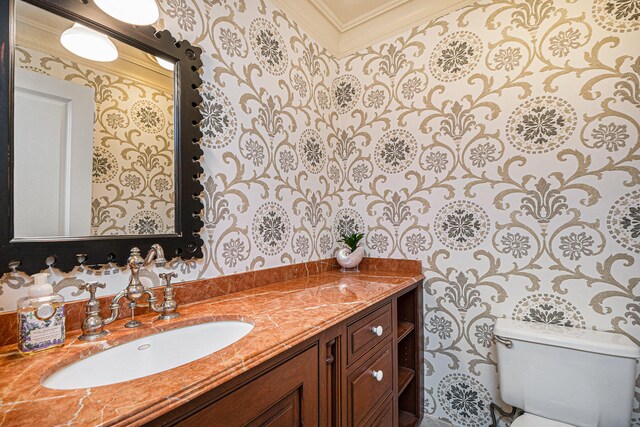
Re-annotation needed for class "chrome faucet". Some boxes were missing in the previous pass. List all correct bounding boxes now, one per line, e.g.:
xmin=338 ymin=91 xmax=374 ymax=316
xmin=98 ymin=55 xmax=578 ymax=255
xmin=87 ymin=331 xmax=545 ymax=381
xmin=78 ymin=244 xmax=180 ymax=338
xmin=106 ymin=245 xmax=167 ymax=328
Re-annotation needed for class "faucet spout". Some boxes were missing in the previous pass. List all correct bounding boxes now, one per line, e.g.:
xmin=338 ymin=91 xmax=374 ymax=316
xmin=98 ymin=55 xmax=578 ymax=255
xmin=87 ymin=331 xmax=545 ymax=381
xmin=144 ymin=244 xmax=167 ymax=267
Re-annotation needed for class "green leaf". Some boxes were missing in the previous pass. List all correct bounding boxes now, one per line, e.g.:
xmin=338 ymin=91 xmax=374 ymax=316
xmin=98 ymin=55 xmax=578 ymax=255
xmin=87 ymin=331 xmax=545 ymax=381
xmin=338 ymin=232 xmax=364 ymax=252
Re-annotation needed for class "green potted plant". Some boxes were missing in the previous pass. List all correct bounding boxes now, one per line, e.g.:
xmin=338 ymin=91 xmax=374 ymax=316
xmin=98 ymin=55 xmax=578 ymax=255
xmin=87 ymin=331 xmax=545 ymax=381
xmin=336 ymin=232 xmax=365 ymax=272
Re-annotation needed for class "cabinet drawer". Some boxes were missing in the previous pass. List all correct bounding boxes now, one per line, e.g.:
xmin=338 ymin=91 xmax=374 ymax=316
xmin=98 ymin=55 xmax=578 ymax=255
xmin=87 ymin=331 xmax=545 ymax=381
xmin=347 ymin=303 xmax=392 ymax=365
xmin=348 ymin=343 xmax=393 ymax=426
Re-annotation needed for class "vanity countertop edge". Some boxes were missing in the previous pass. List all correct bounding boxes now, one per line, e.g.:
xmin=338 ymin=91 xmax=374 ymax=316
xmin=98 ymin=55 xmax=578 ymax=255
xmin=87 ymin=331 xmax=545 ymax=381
xmin=0 ymin=269 xmax=424 ymax=427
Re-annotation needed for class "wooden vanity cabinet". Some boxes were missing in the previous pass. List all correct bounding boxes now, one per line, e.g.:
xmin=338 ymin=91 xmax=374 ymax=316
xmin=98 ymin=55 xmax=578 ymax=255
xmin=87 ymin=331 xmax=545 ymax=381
xmin=148 ymin=342 xmax=320 ymax=427
xmin=337 ymin=281 xmax=423 ymax=427
xmin=149 ymin=280 xmax=423 ymax=427
xmin=173 ymin=344 xmax=319 ymax=426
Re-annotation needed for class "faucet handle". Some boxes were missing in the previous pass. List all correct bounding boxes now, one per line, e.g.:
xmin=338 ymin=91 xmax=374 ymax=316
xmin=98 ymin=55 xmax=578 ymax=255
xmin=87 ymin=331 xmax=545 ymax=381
xmin=157 ymin=272 xmax=179 ymax=320
xmin=80 ymin=281 xmax=106 ymax=298
xmin=78 ymin=282 xmax=108 ymax=341
xmin=159 ymin=271 xmax=178 ymax=285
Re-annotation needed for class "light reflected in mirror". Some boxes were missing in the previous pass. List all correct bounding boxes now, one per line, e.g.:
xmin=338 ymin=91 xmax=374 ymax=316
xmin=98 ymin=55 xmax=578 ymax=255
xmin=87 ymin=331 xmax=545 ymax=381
xmin=13 ymin=0 xmax=175 ymax=240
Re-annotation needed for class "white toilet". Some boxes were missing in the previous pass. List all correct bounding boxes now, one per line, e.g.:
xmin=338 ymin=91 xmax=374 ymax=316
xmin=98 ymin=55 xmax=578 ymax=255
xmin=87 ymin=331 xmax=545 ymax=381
xmin=494 ymin=318 xmax=640 ymax=427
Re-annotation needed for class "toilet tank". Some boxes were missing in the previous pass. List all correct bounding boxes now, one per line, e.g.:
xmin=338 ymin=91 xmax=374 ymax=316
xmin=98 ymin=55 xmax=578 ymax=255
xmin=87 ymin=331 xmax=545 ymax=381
xmin=494 ymin=318 xmax=640 ymax=427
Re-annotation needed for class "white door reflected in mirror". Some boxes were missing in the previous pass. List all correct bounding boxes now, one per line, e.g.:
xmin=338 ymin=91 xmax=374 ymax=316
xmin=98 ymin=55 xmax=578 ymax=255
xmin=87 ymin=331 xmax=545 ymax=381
xmin=14 ymin=69 xmax=94 ymax=238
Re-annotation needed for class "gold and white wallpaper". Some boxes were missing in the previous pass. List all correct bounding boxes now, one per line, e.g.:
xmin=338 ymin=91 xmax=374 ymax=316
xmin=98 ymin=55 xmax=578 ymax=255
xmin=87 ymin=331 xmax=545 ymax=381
xmin=1 ymin=0 xmax=639 ymax=425
xmin=157 ymin=0 xmax=341 ymax=275
xmin=15 ymin=46 xmax=175 ymax=236
xmin=336 ymin=0 xmax=640 ymax=425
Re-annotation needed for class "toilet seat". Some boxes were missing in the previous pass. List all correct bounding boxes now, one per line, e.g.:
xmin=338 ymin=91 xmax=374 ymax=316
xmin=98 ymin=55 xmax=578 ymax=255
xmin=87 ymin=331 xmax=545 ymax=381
xmin=511 ymin=413 xmax=574 ymax=427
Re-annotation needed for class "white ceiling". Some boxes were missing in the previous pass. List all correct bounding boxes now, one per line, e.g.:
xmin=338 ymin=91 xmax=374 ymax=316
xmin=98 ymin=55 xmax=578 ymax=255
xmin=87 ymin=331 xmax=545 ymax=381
xmin=271 ymin=0 xmax=478 ymax=57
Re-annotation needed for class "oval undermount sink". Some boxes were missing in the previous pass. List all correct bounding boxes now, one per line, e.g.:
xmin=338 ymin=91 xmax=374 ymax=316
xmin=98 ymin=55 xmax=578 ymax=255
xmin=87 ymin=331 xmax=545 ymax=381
xmin=42 ymin=321 xmax=254 ymax=390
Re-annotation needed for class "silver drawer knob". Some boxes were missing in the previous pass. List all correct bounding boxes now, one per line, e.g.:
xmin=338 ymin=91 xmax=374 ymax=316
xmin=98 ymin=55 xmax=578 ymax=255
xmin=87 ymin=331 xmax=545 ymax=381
xmin=371 ymin=370 xmax=384 ymax=382
xmin=370 ymin=325 xmax=383 ymax=336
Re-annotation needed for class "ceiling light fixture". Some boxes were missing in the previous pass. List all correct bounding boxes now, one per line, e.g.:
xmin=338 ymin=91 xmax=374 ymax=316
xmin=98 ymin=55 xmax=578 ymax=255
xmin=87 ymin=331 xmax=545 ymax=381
xmin=155 ymin=56 xmax=174 ymax=71
xmin=94 ymin=0 xmax=160 ymax=26
xmin=60 ymin=23 xmax=119 ymax=62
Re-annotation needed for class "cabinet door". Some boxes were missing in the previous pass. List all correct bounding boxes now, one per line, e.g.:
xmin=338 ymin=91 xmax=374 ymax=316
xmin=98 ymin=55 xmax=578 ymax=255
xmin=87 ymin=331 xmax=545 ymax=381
xmin=363 ymin=394 xmax=393 ymax=427
xmin=176 ymin=345 xmax=318 ymax=427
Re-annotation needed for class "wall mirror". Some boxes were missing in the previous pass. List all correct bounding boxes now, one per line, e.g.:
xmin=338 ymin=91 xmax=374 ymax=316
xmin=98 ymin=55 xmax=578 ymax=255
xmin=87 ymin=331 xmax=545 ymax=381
xmin=0 ymin=0 xmax=205 ymax=274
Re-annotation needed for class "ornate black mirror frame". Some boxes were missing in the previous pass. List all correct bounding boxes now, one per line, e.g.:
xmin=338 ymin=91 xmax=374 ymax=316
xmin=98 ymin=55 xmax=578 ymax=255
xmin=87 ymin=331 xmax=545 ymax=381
xmin=0 ymin=0 xmax=204 ymax=274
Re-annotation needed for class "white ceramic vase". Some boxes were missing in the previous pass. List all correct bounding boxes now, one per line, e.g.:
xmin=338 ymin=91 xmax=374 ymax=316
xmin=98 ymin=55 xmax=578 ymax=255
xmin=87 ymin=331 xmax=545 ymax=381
xmin=336 ymin=246 xmax=365 ymax=271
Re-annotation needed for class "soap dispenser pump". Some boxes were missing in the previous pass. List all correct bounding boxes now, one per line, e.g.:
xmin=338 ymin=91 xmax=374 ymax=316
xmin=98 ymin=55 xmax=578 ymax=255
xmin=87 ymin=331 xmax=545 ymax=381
xmin=17 ymin=273 xmax=66 ymax=353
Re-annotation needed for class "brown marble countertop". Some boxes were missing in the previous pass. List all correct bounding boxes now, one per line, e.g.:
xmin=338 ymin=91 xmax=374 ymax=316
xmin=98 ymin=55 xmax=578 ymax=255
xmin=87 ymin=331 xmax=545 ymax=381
xmin=0 ymin=269 xmax=423 ymax=426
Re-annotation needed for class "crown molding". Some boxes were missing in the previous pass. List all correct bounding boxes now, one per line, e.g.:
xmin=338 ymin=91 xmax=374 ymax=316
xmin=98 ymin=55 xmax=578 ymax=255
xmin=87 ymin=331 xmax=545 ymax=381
xmin=309 ymin=0 xmax=412 ymax=32
xmin=271 ymin=0 xmax=478 ymax=58
xmin=271 ymin=0 xmax=341 ymax=55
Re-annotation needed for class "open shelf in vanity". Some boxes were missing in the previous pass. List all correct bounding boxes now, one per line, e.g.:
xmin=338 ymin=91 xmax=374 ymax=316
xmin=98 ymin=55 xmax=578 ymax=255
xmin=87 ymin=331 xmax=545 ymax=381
xmin=396 ymin=282 xmax=422 ymax=427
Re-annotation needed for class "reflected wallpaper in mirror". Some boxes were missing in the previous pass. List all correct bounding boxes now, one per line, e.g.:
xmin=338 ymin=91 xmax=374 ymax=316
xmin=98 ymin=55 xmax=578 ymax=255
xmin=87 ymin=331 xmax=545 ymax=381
xmin=13 ymin=0 xmax=175 ymax=239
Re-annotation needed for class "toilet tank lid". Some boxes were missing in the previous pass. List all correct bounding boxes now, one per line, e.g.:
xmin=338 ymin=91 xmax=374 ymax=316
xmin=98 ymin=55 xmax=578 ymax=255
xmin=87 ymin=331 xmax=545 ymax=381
xmin=494 ymin=318 xmax=640 ymax=359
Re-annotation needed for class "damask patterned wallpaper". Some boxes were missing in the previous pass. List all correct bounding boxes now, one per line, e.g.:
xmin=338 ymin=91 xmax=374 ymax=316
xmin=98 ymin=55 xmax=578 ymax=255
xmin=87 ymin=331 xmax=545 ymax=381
xmin=334 ymin=0 xmax=640 ymax=425
xmin=1 ymin=0 xmax=638 ymax=425
xmin=154 ymin=0 xmax=341 ymax=275
xmin=16 ymin=46 xmax=175 ymax=236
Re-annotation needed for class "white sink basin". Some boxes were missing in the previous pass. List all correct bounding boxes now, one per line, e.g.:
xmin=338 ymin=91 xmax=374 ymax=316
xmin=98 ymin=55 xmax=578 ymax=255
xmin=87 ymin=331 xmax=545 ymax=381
xmin=42 ymin=321 xmax=254 ymax=390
